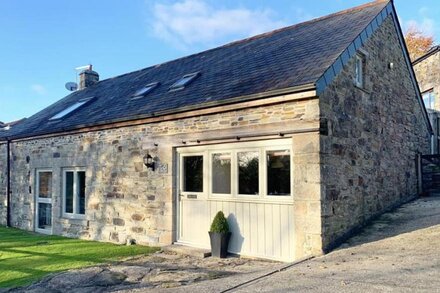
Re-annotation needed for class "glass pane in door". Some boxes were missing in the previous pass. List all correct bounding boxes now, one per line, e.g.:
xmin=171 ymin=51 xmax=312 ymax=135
xmin=183 ymin=156 xmax=204 ymax=192
xmin=38 ymin=203 xmax=52 ymax=230
xmin=38 ymin=172 xmax=52 ymax=198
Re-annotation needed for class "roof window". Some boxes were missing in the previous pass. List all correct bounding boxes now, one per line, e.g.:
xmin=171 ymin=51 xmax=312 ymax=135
xmin=170 ymin=72 xmax=200 ymax=91
xmin=49 ymin=97 xmax=93 ymax=120
xmin=131 ymin=82 xmax=159 ymax=99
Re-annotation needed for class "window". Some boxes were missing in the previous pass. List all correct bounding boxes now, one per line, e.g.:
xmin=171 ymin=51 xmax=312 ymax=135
xmin=170 ymin=72 xmax=200 ymax=91
xmin=423 ymin=90 xmax=435 ymax=110
xmin=131 ymin=82 xmax=159 ymax=99
xmin=212 ymin=153 xmax=231 ymax=194
xmin=238 ymin=151 xmax=259 ymax=195
xmin=63 ymin=169 xmax=86 ymax=217
xmin=355 ymin=54 xmax=364 ymax=88
xmin=50 ymin=98 xmax=93 ymax=120
xmin=267 ymin=150 xmax=291 ymax=196
xmin=178 ymin=139 xmax=292 ymax=200
xmin=183 ymin=156 xmax=203 ymax=192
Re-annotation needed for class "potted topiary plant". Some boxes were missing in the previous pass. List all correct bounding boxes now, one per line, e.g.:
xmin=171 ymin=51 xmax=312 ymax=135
xmin=209 ymin=211 xmax=231 ymax=258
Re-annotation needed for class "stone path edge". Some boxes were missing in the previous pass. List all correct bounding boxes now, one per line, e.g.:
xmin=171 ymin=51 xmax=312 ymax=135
xmin=221 ymin=256 xmax=315 ymax=293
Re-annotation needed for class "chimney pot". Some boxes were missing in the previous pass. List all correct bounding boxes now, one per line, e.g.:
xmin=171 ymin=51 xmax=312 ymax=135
xmin=79 ymin=67 xmax=99 ymax=90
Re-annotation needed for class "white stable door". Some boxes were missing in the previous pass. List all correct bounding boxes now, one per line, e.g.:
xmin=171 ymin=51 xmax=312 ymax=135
xmin=176 ymin=139 xmax=296 ymax=261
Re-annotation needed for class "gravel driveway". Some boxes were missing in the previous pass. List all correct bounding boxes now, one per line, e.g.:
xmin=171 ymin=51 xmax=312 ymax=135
xmin=211 ymin=196 xmax=440 ymax=292
xmin=8 ymin=196 xmax=440 ymax=292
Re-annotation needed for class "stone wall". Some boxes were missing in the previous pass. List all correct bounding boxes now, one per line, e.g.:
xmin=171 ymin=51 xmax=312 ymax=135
xmin=413 ymin=50 xmax=440 ymax=110
xmin=6 ymin=97 xmax=320 ymax=257
xmin=319 ymin=16 xmax=431 ymax=250
xmin=0 ymin=143 xmax=7 ymax=226
xmin=414 ymin=51 xmax=440 ymax=153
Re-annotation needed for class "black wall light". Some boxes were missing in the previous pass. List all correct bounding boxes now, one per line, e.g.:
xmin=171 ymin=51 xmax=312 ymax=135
xmin=143 ymin=153 xmax=155 ymax=171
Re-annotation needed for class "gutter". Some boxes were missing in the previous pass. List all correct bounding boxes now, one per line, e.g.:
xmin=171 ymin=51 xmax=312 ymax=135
xmin=6 ymin=139 xmax=11 ymax=227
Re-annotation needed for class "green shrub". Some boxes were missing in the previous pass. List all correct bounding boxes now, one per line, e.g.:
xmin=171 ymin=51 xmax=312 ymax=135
xmin=209 ymin=211 xmax=229 ymax=233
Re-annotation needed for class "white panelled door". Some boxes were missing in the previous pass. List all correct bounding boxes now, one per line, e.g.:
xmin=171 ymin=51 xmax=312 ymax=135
xmin=176 ymin=139 xmax=295 ymax=261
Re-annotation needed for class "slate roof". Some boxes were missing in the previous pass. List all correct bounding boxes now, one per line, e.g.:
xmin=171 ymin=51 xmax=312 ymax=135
xmin=1 ymin=0 xmax=390 ymax=140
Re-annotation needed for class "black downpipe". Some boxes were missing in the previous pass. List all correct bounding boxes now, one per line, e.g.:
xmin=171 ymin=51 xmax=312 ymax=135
xmin=6 ymin=140 xmax=11 ymax=227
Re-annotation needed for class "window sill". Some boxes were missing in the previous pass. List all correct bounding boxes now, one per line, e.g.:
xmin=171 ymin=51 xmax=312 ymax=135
xmin=61 ymin=214 xmax=87 ymax=222
xmin=354 ymin=84 xmax=371 ymax=94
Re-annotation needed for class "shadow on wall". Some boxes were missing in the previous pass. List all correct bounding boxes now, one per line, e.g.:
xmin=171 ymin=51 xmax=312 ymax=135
xmin=227 ymin=213 xmax=244 ymax=254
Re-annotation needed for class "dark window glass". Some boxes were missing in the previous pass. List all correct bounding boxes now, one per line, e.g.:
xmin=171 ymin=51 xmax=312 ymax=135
xmin=212 ymin=153 xmax=231 ymax=194
xmin=267 ymin=150 xmax=291 ymax=196
xmin=78 ymin=172 xmax=86 ymax=215
xmin=183 ymin=156 xmax=203 ymax=192
xmin=38 ymin=172 xmax=52 ymax=198
xmin=238 ymin=151 xmax=259 ymax=195
xmin=38 ymin=203 xmax=52 ymax=229
xmin=65 ymin=172 xmax=74 ymax=213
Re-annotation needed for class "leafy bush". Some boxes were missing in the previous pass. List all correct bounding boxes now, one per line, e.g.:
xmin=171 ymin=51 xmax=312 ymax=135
xmin=209 ymin=211 xmax=229 ymax=233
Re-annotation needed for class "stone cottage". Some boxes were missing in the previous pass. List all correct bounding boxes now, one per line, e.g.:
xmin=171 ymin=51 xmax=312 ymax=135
xmin=0 ymin=0 xmax=432 ymax=262
xmin=413 ymin=46 xmax=440 ymax=153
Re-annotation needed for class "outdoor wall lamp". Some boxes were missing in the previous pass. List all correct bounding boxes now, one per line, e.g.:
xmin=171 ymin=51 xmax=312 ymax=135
xmin=143 ymin=153 xmax=155 ymax=171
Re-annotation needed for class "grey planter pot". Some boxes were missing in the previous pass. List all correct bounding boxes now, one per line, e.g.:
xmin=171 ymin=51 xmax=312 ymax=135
xmin=209 ymin=231 xmax=231 ymax=258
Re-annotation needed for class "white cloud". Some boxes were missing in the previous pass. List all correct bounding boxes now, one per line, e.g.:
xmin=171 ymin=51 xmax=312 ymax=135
xmin=150 ymin=0 xmax=286 ymax=49
xmin=404 ymin=6 xmax=436 ymax=36
xmin=30 ymin=84 xmax=47 ymax=96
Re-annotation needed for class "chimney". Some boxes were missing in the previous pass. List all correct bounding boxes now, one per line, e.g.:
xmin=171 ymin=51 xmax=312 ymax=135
xmin=78 ymin=65 xmax=99 ymax=90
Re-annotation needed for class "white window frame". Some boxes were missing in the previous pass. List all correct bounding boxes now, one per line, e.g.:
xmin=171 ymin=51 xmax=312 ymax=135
xmin=35 ymin=169 xmax=53 ymax=235
xmin=62 ymin=168 xmax=86 ymax=219
xmin=177 ymin=139 xmax=293 ymax=203
xmin=355 ymin=54 xmax=364 ymax=88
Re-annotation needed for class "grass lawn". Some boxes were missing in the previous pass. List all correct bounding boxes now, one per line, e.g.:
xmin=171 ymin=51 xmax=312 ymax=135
xmin=0 ymin=226 xmax=159 ymax=288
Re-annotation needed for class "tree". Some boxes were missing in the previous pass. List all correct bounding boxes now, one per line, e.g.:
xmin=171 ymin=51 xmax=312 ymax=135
xmin=404 ymin=25 xmax=434 ymax=61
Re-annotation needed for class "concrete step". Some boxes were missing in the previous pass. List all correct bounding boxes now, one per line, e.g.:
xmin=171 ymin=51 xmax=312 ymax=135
xmin=162 ymin=244 xmax=212 ymax=258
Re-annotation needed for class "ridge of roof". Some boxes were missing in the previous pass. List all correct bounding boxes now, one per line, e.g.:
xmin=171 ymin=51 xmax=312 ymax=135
xmin=412 ymin=45 xmax=440 ymax=65
xmin=97 ymin=0 xmax=391 ymax=85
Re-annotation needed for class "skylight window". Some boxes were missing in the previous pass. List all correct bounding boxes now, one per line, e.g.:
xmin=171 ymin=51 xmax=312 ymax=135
xmin=170 ymin=72 xmax=200 ymax=91
xmin=131 ymin=82 xmax=159 ymax=99
xmin=49 ymin=98 xmax=93 ymax=120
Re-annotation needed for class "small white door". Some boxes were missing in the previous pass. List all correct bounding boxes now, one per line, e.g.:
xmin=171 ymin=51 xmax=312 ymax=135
xmin=35 ymin=170 xmax=53 ymax=234
xmin=178 ymin=153 xmax=210 ymax=247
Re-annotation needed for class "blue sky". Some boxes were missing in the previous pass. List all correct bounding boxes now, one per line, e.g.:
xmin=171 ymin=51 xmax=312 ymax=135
xmin=0 ymin=0 xmax=438 ymax=122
